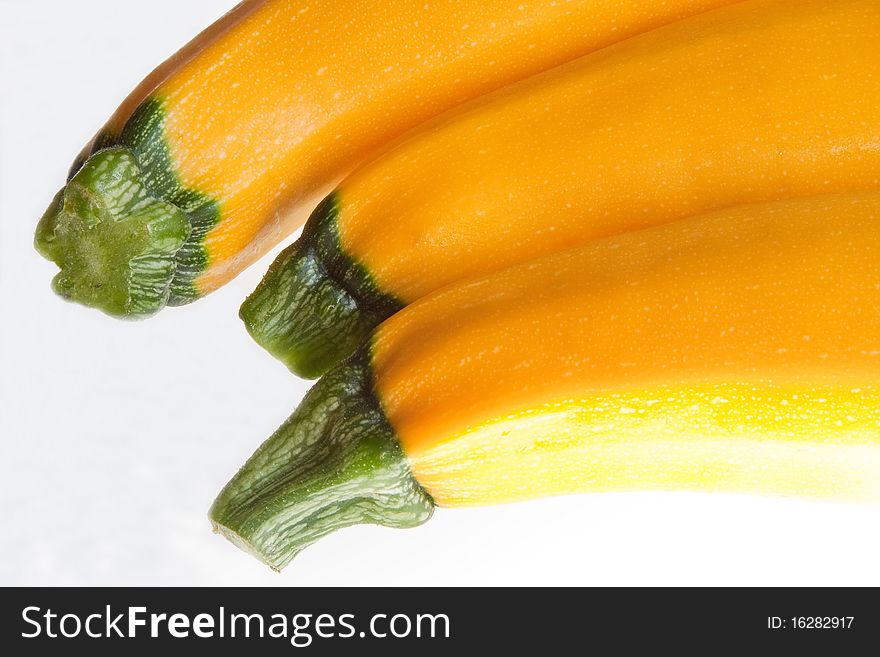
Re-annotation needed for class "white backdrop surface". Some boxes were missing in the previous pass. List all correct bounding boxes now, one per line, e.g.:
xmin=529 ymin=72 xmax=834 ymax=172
xmin=1 ymin=0 xmax=878 ymax=586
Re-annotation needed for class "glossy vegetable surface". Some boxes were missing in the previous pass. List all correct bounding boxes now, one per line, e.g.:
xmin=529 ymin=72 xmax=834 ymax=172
xmin=213 ymin=191 xmax=880 ymax=569
xmin=243 ymin=0 xmax=880 ymax=377
xmin=35 ymin=0 xmax=738 ymax=317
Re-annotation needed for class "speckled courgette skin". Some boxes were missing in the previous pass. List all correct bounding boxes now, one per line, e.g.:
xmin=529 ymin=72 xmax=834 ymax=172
xmin=240 ymin=195 xmax=401 ymax=378
xmin=36 ymin=99 xmax=219 ymax=317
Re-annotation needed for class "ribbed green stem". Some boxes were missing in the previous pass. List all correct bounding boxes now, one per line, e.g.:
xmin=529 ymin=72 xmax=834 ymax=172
xmin=241 ymin=195 xmax=402 ymax=378
xmin=35 ymin=148 xmax=190 ymax=317
xmin=36 ymin=98 xmax=219 ymax=316
xmin=209 ymin=354 xmax=433 ymax=570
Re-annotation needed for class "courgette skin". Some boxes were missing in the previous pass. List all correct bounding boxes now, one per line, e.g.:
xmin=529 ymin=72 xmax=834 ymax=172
xmin=243 ymin=0 xmax=880 ymax=375
xmin=36 ymin=0 xmax=742 ymax=317
xmin=213 ymin=191 xmax=880 ymax=568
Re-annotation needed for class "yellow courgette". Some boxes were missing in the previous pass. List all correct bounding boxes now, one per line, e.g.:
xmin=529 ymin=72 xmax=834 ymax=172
xmin=213 ymin=191 xmax=880 ymax=569
xmin=243 ymin=0 xmax=880 ymax=377
xmin=35 ymin=0 xmax=738 ymax=317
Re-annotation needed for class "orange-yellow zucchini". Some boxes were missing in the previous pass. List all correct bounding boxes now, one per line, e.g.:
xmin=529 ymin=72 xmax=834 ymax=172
xmin=212 ymin=191 xmax=880 ymax=569
xmin=243 ymin=0 xmax=880 ymax=377
xmin=35 ymin=0 xmax=739 ymax=317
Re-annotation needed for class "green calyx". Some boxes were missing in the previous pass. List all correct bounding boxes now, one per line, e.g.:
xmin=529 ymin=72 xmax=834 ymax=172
xmin=37 ymin=97 xmax=220 ymax=316
xmin=240 ymin=194 xmax=403 ymax=378
xmin=35 ymin=147 xmax=190 ymax=317
xmin=117 ymin=98 xmax=219 ymax=306
xmin=209 ymin=353 xmax=434 ymax=570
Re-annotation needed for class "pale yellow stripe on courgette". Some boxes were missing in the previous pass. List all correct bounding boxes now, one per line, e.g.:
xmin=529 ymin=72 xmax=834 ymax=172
xmin=410 ymin=383 xmax=880 ymax=507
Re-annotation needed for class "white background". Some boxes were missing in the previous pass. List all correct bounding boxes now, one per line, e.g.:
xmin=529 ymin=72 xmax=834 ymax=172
xmin=1 ymin=0 xmax=878 ymax=586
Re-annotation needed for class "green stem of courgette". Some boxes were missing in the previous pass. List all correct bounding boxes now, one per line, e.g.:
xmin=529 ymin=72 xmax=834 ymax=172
xmin=240 ymin=195 xmax=402 ymax=378
xmin=35 ymin=147 xmax=190 ymax=317
xmin=37 ymin=98 xmax=220 ymax=315
xmin=208 ymin=354 xmax=434 ymax=571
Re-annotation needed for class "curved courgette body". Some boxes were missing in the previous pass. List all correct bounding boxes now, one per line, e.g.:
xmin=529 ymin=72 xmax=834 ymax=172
xmin=35 ymin=0 xmax=739 ymax=317
xmin=213 ymin=191 xmax=880 ymax=569
xmin=243 ymin=0 xmax=880 ymax=377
